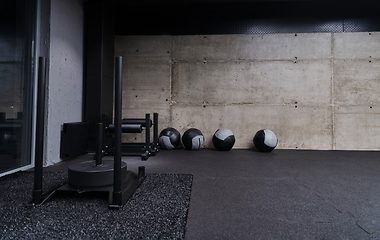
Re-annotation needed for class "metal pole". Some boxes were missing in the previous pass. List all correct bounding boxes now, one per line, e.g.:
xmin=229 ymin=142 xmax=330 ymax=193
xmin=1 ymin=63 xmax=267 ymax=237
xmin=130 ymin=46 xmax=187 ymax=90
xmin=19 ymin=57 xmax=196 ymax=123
xmin=32 ymin=57 xmax=46 ymax=204
xmin=113 ymin=56 xmax=122 ymax=205
xmin=145 ymin=113 xmax=150 ymax=152
xmin=95 ymin=123 xmax=103 ymax=166
xmin=101 ymin=113 xmax=107 ymax=153
xmin=153 ymin=113 xmax=158 ymax=150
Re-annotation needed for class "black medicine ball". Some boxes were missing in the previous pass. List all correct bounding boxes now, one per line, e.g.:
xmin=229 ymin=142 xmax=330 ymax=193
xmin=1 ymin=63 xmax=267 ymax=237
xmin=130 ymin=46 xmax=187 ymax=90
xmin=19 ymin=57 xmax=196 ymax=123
xmin=253 ymin=129 xmax=278 ymax=152
xmin=212 ymin=128 xmax=235 ymax=151
xmin=159 ymin=127 xmax=181 ymax=150
xmin=182 ymin=128 xmax=204 ymax=150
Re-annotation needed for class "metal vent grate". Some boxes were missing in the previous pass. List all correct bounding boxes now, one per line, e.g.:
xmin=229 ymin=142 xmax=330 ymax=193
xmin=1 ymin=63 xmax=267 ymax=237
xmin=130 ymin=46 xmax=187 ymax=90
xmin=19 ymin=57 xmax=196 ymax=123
xmin=344 ymin=17 xmax=380 ymax=32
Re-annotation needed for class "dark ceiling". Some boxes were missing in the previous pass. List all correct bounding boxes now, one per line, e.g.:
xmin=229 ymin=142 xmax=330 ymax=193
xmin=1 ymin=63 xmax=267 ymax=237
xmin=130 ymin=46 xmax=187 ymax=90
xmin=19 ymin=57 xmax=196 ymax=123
xmin=114 ymin=0 xmax=380 ymax=35
xmin=115 ymin=0 xmax=316 ymax=6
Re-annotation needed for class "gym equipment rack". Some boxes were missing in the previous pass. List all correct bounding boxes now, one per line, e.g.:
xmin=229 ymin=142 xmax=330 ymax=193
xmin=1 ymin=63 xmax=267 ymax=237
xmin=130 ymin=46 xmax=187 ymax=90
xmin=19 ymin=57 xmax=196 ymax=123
xmin=29 ymin=56 xmax=145 ymax=208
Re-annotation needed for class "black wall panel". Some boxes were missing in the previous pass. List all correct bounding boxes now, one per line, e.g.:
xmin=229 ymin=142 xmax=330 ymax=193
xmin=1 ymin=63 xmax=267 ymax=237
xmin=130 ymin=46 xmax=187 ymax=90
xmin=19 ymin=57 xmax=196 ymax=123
xmin=60 ymin=122 xmax=89 ymax=159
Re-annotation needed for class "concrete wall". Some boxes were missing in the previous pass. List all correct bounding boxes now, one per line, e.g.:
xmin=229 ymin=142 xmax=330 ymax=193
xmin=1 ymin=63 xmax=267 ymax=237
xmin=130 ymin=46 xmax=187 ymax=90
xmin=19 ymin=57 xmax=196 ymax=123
xmin=45 ymin=0 xmax=84 ymax=165
xmin=115 ymin=32 xmax=380 ymax=150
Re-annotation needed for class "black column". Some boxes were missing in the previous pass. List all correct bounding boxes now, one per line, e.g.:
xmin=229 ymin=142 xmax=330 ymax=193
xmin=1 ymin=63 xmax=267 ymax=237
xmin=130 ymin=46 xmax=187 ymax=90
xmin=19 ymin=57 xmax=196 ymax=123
xmin=32 ymin=57 xmax=46 ymax=205
xmin=113 ymin=56 xmax=122 ymax=205
xmin=84 ymin=0 xmax=115 ymax=150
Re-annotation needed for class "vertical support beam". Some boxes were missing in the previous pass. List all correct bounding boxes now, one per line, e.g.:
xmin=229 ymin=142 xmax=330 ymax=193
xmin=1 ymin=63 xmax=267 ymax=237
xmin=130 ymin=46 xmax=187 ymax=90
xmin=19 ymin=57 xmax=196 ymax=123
xmin=85 ymin=0 xmax=114 ymax=151
xmin=32 ymin=57 xmax=46 ymax=205
xmin=144 ymin=113 xmax=151 ymax=160
xmin=101 ymin=113 xmax=107 ymax=151
xmin=113 ymin=56 xmax=122 ymax=205
xmin=95 ymin=123 xmax=103 ymax=166
xmin=153 ymin=112 xmax=158 ymax=152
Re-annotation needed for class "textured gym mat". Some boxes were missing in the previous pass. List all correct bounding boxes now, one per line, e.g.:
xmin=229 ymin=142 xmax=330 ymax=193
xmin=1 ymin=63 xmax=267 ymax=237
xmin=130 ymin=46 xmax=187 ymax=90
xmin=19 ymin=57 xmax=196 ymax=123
xmin=0 ymin=171 xmax=193 ymax=239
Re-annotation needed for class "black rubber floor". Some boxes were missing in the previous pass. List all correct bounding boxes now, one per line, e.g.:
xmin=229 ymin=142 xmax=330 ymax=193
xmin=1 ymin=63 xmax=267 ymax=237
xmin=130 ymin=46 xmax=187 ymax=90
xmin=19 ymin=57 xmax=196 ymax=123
xmin=0 ymin=171 xmax=192 ymax=239
xmin=24 ymin=149 xmax=380 ymax=239
xmin=121 ymin=149 xmax=380 ymax=240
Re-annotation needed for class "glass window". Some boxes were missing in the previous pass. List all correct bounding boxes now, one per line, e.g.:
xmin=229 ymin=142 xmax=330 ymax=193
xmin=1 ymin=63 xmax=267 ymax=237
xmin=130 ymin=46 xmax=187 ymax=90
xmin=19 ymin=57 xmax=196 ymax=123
xmin=0 ymin=0 xmax=36 ymax=175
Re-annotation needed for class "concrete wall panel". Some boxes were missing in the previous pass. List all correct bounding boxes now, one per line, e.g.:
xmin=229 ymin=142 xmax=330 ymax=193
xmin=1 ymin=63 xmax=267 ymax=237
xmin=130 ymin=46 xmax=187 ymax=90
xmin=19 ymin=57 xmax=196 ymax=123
xmin=115 ymin=36 xmax=172 ymax=143
xmin=123 ymin=57 xmax=170 ymax=90
xmin=120 ymin=57 xmax=171 ymax=142
xmin=172 ymin=105 xmax=333 ymax=150
xmin=335 ymin=106 xmax=380 ymax=150
xmin=173 ymin=60 xmax=332 ymax=105
xmin=45 ymin=0 xmax=84 ymax=166
xmin=115 ymin=36 xmax=171 ymax=58
xmin=334 ymin=60 xmax=380 ymax=106
xmin=172 ymin=33 xmax=331 ymax=61
xmin=116 ymin=32 xmax=380 ymax=151
xmin=334 ymin=32 xmax=380 ymax=59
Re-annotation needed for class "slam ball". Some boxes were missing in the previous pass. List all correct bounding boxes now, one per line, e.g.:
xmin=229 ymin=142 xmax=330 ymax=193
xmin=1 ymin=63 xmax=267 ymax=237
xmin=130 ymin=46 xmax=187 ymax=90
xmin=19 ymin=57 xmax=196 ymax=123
xmin=182 ymin=128 xmax=204 ymax=150
xmin=213 ymin=128 xmax=235 ymax=151
xmin=159 ymin=127 xmax=181 ymax=150
xmin=253 ymin=129 xmax=278 ymax=152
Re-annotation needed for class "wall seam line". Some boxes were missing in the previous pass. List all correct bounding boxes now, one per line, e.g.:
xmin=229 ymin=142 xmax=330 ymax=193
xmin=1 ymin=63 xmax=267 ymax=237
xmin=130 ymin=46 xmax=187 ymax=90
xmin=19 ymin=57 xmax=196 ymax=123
xmin=169 ymin=36 xmax=173 ymax=127
xmin=331 ymin=33 xmax=336 ymax=150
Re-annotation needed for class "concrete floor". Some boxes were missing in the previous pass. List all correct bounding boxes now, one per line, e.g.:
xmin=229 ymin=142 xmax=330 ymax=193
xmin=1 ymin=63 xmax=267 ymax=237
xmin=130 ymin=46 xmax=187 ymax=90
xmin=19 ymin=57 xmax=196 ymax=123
xmin=46 ymin=149 xmax=380 ymax=239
